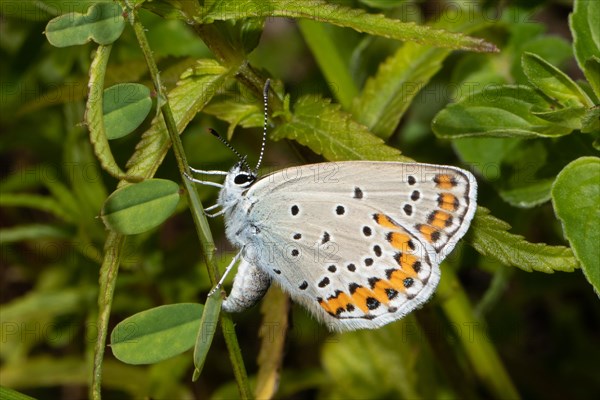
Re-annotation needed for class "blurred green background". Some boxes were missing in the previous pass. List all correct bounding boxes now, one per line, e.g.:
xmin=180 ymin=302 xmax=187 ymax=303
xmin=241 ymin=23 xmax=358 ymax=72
xmin=1 ymin=1 xmax=599 ymax=399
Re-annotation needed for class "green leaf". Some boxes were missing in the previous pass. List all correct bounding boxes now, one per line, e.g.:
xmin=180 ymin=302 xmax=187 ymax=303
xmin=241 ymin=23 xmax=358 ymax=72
xmin=298 ymin=19 xmax=359 ymax=110
xmin=101 ymin=179 xmax=180 ymax=235
xmin=271 ymin=95 xmax=411 ymax=162
xmin=532 ymin=106 xmax=587 ymax=130
xmin=353 ymin=14 xmax=493 ymax=139
xmin=584 ymin=57 xmax=600 ymax=100
xmin=353 ymin=42 xmax=450 ymax=139
xmin=522 ymin=52 xmax=592 ymax=107
xmin=468 ymin=207 xmax=579 ymax=273
xmin=195 ymin=0 xmax=497 ymax=52
xmin=453 ymin=133 xmax=593 ymax=209
xmin=551 ymin=157 xmax=600 ymax=294
xmin=111 ymin=303 xmax=204 ymax=365
xmin=124 ymin=59 xmax=230 ymax=177
xmin=570 ymin=0 xmax=600 ymax=93
xmin=203 ymin=99 xmax=264 ymax=139
xmin=86 ymin=45 xmax=129 ymax=180
xmin=498 ymin=179 xmax=555 ymax=208
xmin=45 ymin=2 xmax=125 ymax=47
xmin=104 ymin=83 xmax=153 ymax=140
xmin=192 ymin=291 xmax=221 ymax=380
xmin=581 ymin=105 xmax=600 ymax=134
xmin=432 ymin=85 xmax=573 ymax=138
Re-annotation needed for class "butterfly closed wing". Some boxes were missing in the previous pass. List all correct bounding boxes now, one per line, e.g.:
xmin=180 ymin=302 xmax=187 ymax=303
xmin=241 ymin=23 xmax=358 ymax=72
xmin=205 ymin=160 xmax=476 ymax=331
xmin=187 ymin=79 xmax=477 ymax=331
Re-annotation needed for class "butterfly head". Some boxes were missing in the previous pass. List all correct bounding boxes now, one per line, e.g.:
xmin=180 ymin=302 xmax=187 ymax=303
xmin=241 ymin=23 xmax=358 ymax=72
xmin=218 ymin=159 xmax=258 ymax=210
xmin=229 ymin=159 xmax=257 ymax=189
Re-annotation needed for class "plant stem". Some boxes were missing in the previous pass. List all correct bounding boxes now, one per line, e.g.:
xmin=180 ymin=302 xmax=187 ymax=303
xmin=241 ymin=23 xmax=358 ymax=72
xmin=124 ymin=3 xmax=251 ymax=398
xmin=92 ymin=232 xmax=125 ymax=400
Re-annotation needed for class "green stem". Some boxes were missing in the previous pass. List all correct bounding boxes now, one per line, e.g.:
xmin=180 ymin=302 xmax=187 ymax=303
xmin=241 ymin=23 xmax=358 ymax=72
xmin=91 ymin=232 xmax=126 ymax=400
xmin=124 ymin=4 xmax=251 ymax=398
xmin=87 ymin=42 xmax=129 ymax=400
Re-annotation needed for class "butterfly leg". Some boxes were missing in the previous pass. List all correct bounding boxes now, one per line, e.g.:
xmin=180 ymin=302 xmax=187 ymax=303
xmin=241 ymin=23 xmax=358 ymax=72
xmin=221 ymin=257 xmax=271 ymax=313
xmin=188 ymin=167 xmax=228 ymax=176
xmin=184 ymin=171 xmax=224 ymax=188
xmin=203 ymin=204 xmax=224 ymax=218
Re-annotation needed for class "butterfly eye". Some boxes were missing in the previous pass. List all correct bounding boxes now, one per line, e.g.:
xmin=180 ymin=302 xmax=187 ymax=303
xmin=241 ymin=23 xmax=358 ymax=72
xmin=234 ymin=174 xmax=255 ymax=185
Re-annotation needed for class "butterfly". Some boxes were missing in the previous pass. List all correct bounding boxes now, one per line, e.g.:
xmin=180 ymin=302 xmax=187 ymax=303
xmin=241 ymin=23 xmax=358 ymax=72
xmin=186 ymin=81 xmax=477 ymax=331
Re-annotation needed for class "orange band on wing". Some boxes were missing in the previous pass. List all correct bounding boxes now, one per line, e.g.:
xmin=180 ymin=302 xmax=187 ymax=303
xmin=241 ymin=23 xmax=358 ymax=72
xmin=438 ymin=193 xmax=459 ymax=211
xmin=416 ymin=224 xmax=441 ymax=243
xmin=428 ymin=210 xmax=453 ymax=229
xmin=388 ymin=232 xmax=412 ymax=251
xmin=434 ymin=174 xmax=457 ymax=189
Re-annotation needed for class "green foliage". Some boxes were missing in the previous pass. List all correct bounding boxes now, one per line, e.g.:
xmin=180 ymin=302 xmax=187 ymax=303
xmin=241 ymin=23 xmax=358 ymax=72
xmin=101 ymin=179 xmax=180 ymax=235
xmin=44 ymin=2 xmax=126 ymax=47
xmin=2 ymin=0 xmax=599 ymax=399
xmin=103 ymin=83 xmax=153 ymax=140
xmin=468 ymin=207 xmax=578 ymax=273
xmin=111 ymin=303 xmax=204 ymax=364
xmin=192 ymin=291 xmax=222 ymax=380
xmin=570 ymin=0 xmax=600 ymax=95
xmin=271 ymin=95 xmax=410 ymax=161
xmin=552 ymin=157 xmax=600 ymax=294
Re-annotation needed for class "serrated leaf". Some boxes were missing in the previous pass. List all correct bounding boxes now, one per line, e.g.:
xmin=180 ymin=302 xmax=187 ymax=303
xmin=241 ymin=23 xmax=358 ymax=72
xmin=124 ymin=59 xmax=230 ymax=178
xmin=203 ymin=99 xmax=263 ymax=139
xmin=195 ymin=0 xmax=497 ymax=52
xmin=255 ymin=287 xmax=289 ymax=399
xmin=45 ymin=2 xmax=125 ymax=47
xmin=570 ymin=0 xmax=600 ymax=92
xmin=111 ymin=303 xmax=204 ymax=365
xmin=271 ymin=95 xmax=411 ymax=162
xmin=104 ymin=83 xmax=153 ymax=140
xmin=551 ymin=157 xmax=600 ymax=294
xmin=86 ymin=45 xmax=129 ymax=180
xmin=353 ymin=42 xmax=449 ymax=139
xmin=432 ymin=85 xmax=573 ymax=138
xmin=522 ymin=52 xmax=592 ymax=107
xmin=468 ymin=207 xmax=579 ymax=273
xmin=101 ymin=179 xmax=180 ymax=235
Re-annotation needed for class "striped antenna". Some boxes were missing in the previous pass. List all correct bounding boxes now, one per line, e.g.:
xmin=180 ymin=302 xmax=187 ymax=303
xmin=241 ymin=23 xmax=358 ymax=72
xmin=208 ymin=128 xmax=251 ymax=170
xmin=255 ymin=79 xmax=270 ymax=173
